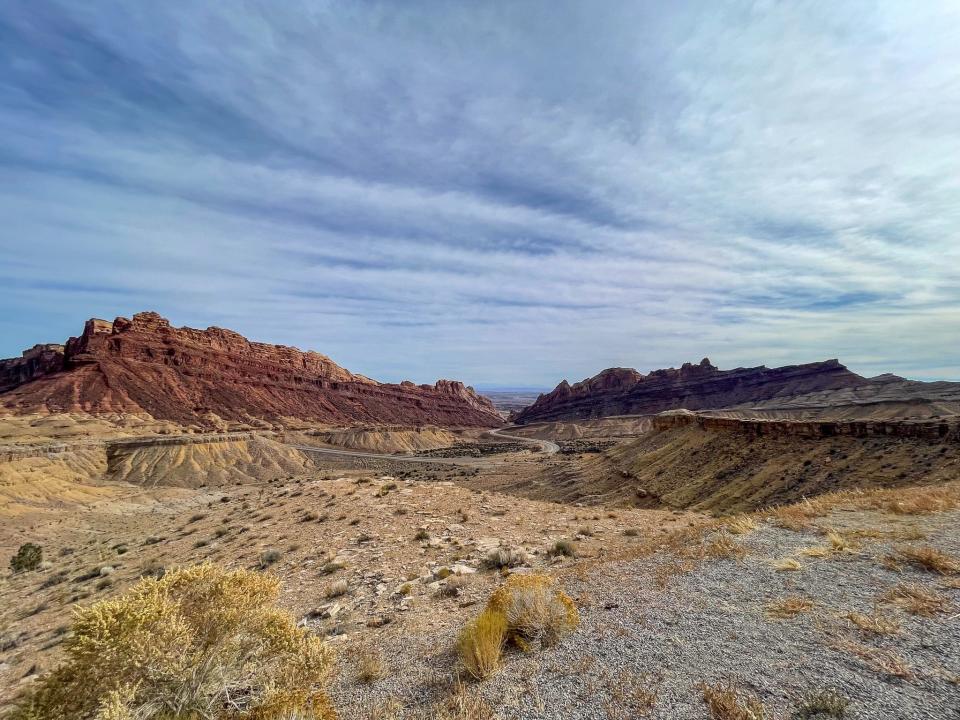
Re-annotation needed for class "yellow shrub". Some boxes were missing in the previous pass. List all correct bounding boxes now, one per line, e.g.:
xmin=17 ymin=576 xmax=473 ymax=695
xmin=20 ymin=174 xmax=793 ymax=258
xmin=11 ymin=563 xmax=335 ymax=720
xmin=456 ymin=608 xmax=507 ymax=680
xmin=456 ymin=573 xmax=578 ymax=680
xmin=488 ymin=573 xmax=579 ymax=649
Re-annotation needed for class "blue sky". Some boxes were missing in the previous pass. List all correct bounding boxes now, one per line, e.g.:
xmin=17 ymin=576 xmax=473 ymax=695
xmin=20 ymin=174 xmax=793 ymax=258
xmin=1 ymin=1 xmax=959 ymax=387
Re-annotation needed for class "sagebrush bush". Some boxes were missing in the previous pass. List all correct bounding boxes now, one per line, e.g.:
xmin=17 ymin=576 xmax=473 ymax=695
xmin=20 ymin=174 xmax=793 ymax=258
xmin=9 ymin=543 xmax=43 ymax=573
xmin=483 ymin=547 xmax=527 ymax=569
xmin=457 ymin=573 xmax=578 ymax=680
xmin=10 ymin=563 xmax=335 ymax=720
xmin=488 ymin=573 xmax=579 ymax=650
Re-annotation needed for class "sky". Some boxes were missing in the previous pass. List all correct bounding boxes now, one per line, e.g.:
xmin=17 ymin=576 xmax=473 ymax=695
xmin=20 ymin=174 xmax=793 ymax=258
xmin=1 ymin=1 xmax=959 ymax=388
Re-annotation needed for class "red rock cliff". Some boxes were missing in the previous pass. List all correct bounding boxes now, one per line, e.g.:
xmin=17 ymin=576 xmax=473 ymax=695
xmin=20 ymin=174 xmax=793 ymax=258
xmin=0 ymin=312 xmax=502 ymax=427
xmin=514 ymin=357 xmax=866 ymax=423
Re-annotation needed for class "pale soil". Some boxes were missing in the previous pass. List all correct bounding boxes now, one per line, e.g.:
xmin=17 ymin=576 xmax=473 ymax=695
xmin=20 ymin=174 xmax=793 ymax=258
xmin=0 ymin=453 xmax=690 ymax=709
xmin=1 ymin=416 xmax=958 ymax=719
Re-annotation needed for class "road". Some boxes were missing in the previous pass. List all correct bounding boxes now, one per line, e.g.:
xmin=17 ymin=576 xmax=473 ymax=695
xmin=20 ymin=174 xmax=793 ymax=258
xmin=486 ymin=426 xmax=560 ymax=454
xmin=289 ymin=426 xmax=558 ymax=465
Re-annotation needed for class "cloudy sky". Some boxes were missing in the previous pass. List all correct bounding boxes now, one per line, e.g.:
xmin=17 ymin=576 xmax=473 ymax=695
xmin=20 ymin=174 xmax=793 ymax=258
xmin=1 ymin=1 xmax=958 ymax=388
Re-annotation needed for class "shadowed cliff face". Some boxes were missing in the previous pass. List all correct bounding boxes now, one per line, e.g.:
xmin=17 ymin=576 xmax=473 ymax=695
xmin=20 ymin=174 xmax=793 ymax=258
xmin=0 ymin=312 xmax=502 ymax=428
xmin=514 ymin=357 xmax=869 ymax=423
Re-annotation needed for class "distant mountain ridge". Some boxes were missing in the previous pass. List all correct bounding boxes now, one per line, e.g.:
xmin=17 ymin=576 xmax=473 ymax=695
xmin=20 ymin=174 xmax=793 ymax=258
xmin=0 ymin=312 xmax=502 ymax=428
xmin=513 ymin=357 xmax=960 ymax=423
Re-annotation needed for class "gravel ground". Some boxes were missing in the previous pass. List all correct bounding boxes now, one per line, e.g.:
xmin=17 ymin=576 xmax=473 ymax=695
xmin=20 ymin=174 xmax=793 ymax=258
xmin=330 ymin=509 xmax=960 ymax=719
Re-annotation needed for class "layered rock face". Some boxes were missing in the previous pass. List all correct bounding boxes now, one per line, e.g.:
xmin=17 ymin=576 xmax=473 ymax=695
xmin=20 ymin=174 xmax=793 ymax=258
xmin=0 ymin=344 xmax=66 ymax=393
xmin=514 ymin=357 xmax=868 ymax=423
xmin=0 ymin=312 xmax=501 ymax=427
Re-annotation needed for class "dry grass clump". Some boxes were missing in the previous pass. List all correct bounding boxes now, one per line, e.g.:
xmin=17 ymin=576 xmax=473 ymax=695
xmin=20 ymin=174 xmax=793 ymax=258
xmin=704 ymin=533 xmax=747 ymax=561
xmin=259 ymin=547 xmax=282 ymax=568
xmin=768 ymin=499 xmax=820 ymax=531
xmin=896 ymin=545 xmax=960 ymax=575
xmin=766 ymin=595 xmax=814 ymax=619
xmin=324 ymin=579 xmax=349 ymax=598
xmin=548 ymin=538 xmax=578 ymax=558
xmin=883 ymin=582 xmax=954 ymax=617
xmin=800 ymin=530 xmax=857 ymax=559
xmin=483 ymin=546 xmax=528 ymax=570
xmin=457 ymin=608 xmax=507 ymax=680
xmin=700 ymin=681 xmax=768 ymax=720
xmin=433 ymin=681 xmax=496 ymax=720
xmin=765 ymin=482 xmax=960 ymax=528
xmin=457 ymin=573 xmax=578 ymax=679
xmin=845 ymin=609 xmax=900 ymax=636
xmin=831 ymin=638 xmax=913 ymax=679
xmin=10 ymin=563 xmax=334 ymax=720
xmin=861 ymin=483 xmax=960 ymax=515
xmin=724 ymin=515 xmax=758 ymax=536
xmin=351 ymin=642 xmax=387 ymax=684
xmin=772 ymin=558 xmax=803 ymax=572
xmin=438 ymin=574 xmax=469 ymax=598
xmin=792 ymin=689 xmax=849 ymax=718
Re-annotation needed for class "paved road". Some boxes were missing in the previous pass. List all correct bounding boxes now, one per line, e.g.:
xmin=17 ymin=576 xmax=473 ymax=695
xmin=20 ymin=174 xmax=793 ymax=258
xmin=290 ymin=426 xmax=558 ymax=465
xmin=289 ymin=444 xmax=477 ymax=465
xmin=486 ymin=426 xmax=560 ymax=454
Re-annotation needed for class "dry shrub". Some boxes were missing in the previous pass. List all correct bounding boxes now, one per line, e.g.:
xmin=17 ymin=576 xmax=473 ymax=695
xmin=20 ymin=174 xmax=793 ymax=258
xmin=793 ymin=689 xmax=849 ymax=718
xmin=456 ymin=608 xmax=507 ymax=680
xmin=483 ymin=546 xmax=528 ymax=569
xmin=831 ymin=638 xmax=913 ymax=679
xmin=845 ymin=609 xmax=900 ymax=636
xmin=800 ymin=531 xmax=857 ymax=559
xmin=768 ymin=500 xmax=819 ymax=531
xmin=862 ymin=484 xmax=960 ymax=515
xmin=764 ymin=482 xmax=960 ymax=529
xmin=772 ymin=558 xmax=802 ymax=572
xmin=897 ymin=545 xmax=960 ymax=575
xmin=438 ymin=574 xmax=469 ymax=598
xmin=700 ymin=681 xmax=767 ymax=720
xmin=766 ymin=596 xmax=814 ymax=619
xmin=10 ymin=563 xmax=334 ymax=720
xmin=487 ymin=573 xmax=579 ymax=650
xmin=724 ymin=515 xmax=758 ymax=536
xmin=457 ymin=573 xmax=578 ymax=679
xmin=602 ymin=670 xmax=657 ymax=718
xmin=704 ymin=533 xmax=747 ymax=561
xmin=351 ymin=642 xmax=386 ymax=684
xmin=883 ymin=582 xmax=954 ymax=617
xmin=432 ymin=680 xmax=496 ymax=720
xmin=324 ymin=579 xmax=349 ymax=598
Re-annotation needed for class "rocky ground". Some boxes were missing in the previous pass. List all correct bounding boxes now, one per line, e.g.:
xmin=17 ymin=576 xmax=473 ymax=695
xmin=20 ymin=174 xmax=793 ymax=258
xmin=1 ymin=433 xmax=958 ymax=719
xmin=327 ymin=506 xmax=960 ymax=719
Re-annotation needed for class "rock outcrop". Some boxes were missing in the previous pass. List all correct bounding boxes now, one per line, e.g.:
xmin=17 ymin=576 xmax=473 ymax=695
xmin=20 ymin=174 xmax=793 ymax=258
xmin=0 ymin=312 xmax=502 ymax=428
xmin=514 ymin=358 xmax=868 ymax=423
xmin=0 ymin=344 xmax=66 ymax=393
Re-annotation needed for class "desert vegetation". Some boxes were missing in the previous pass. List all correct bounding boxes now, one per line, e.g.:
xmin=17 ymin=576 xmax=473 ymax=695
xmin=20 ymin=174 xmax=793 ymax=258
xmin=8 ymin=563 xmax=334 ymax=719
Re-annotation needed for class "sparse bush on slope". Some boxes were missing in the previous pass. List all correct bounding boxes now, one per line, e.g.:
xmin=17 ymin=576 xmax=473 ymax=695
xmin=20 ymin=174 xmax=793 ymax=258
xmin=9 ymin=543 xmax=43 ymax=573
xmin=457 ymin=573 xmax=578 ymax=679
xmin=10 ymin=563 xmax=335 ymax=720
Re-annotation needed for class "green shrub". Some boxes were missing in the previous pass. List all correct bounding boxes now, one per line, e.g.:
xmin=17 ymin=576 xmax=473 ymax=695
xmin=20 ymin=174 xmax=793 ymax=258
xmin=10 ymin=543 xmax=43 ymax=573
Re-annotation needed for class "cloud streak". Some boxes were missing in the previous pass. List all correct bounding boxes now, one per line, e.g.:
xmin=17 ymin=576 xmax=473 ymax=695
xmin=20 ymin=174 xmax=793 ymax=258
xmin=1 ymin=1 xmax=959 ymax=386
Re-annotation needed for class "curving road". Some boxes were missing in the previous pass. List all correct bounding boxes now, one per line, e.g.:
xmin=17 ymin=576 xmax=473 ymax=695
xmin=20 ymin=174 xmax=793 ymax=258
xmin=289 ymin=426 xmax=558 ymax=465
xmin=289 ymin=444 xmax=474 ymax=465
xmin=486 ymin=426 xmax=560 ymax=454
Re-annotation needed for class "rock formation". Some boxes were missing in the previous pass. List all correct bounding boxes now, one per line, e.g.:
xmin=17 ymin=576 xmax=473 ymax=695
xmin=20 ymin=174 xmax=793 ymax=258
xmin=0 ymin=312 xmax=502 ymax=428
xmin=514 ymin=358 xmax=870 ymax=423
